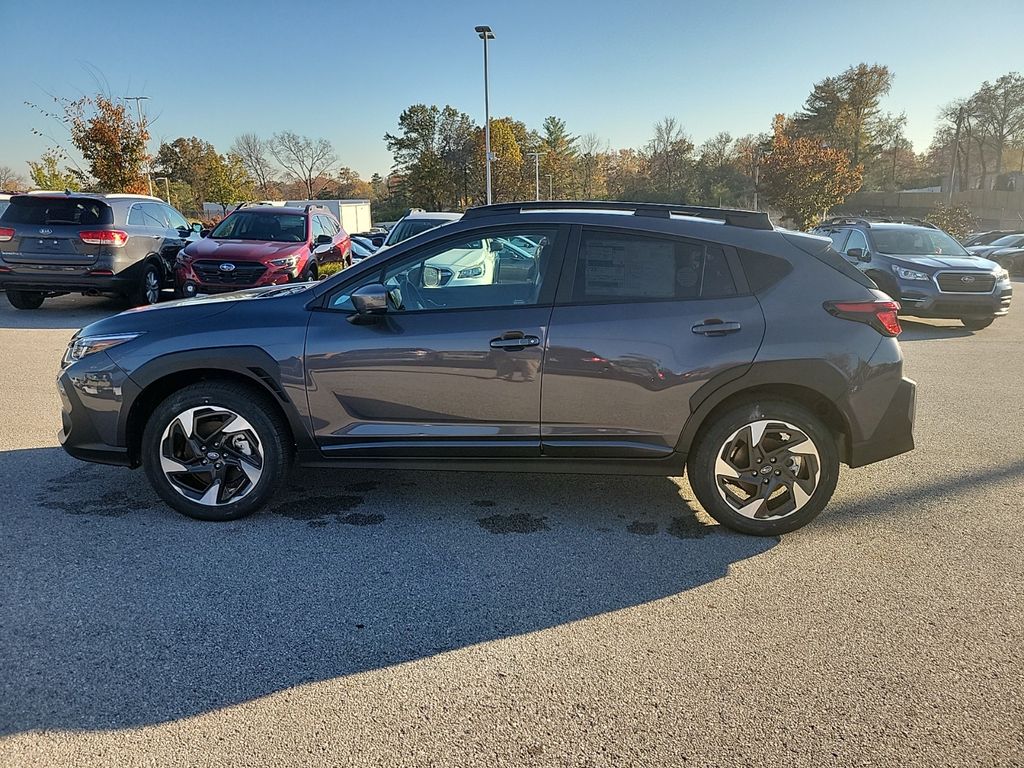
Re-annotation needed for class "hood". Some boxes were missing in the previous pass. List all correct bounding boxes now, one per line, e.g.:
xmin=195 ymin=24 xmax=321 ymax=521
xmin=966 ymin=245 xmax=1002 ymax=257
xmin=75 ymin=283 xmax=317 ymax=338
xmin=883 ymin=253 xmax=999 ymax=270
xmin=183 ymin=238 xmax=308 ymax=261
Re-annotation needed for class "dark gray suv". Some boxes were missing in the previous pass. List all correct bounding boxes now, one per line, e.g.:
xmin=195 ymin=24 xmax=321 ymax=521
xmin=0 ymin=192 xmax=201 ymax=309
xmin=57 ymin=201 xmax=916 ymax=535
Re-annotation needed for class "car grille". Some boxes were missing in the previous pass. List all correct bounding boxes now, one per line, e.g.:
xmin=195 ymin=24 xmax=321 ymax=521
xmin=935 ymin=272 xmax=996 ymax=293
xmin=193 ymin=260 xmax=267 ymax=285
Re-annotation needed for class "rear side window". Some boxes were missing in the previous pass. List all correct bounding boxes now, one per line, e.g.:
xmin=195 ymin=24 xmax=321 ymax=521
xmin=0 ymin=196 xmax=113 ymax=226
xmin=572 ymin=230 xmax=736 ymax=302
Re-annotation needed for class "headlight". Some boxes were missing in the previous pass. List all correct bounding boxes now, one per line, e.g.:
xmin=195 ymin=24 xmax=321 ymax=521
xmin=270 ymin=255 xmax=298 ymax=268
xmin=457 ymin=263 xmax=485 ymax=279
xmin=892 ymin=265 xmax=930 ymax=281
xmin=996 ymin=268 xmax=1010 ymax=281
xmin=63 ymin=333 xmax=142 ymax=366
xmin=175 ymin=252 xmax=190 ymax=264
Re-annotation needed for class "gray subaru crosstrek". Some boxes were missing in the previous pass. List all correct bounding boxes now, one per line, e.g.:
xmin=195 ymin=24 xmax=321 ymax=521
xmin=0 ymin=192 xmax=201 ymax=308
xmin=57 ymin=201 xmax=916 ymax=536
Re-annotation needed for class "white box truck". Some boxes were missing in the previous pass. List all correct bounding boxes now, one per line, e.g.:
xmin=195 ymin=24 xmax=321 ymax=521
xmin=285 ymin=199 xmax=372 ymax=234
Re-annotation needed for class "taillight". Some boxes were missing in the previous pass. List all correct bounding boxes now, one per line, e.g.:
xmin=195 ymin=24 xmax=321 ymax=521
xmin=824 ymin=300 xmax=902 ymax=337
xmin=0 ymin=227 xmax=15 ymax=242
xmin=80 ymin=230 xmax=129 ymax=247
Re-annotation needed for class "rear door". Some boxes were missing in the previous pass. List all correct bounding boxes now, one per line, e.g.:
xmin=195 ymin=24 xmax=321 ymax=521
xmin=541 ymin=226 xmax=766 ymax=458
xmin=0 ymin=195 xmax=113 ymax=267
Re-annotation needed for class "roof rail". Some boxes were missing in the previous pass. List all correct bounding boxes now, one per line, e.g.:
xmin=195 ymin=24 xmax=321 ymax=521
xmin=104 ymin=193 xmax=163 ymax=201
xmin=817 ymin=216 xmax=874 ymax=228
xmin=461 ymin=200 xmax=774 ymax=230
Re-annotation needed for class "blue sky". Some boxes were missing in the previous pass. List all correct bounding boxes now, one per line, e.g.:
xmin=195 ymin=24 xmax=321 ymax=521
xmin=3 ymin=0 xmax=1023 ymax=181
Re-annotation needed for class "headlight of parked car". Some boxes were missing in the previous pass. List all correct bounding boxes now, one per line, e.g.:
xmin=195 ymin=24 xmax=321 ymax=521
xmin=457 ymin=263 xmax=485 ymax=279
xmin=892 ymin=265 xmax=930 ymax=281
xmin=175 ymin=252 xmax=190 ymax=264
xmin=63 ymin=333 xmax=142 ymax=367
xmin=996 ymin=268 xmax=1010 ymax=281
xmin=270 ymin=255 xmax=298 ymax=268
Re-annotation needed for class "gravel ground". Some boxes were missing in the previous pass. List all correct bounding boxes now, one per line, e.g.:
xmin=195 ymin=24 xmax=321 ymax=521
xmin=1 ymin=288 xmax=1022 ymax=767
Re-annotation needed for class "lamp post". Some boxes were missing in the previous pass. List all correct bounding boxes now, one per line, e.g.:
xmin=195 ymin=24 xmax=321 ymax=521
xmin=475 ymin=25 xmax=495 ymax=205
xmin=155 ymin=176 xmax=172 ymax=205
xmin=526 ymin=151 xmax=546 ymax=200
xmin=124 ymin=95 xmax=153 ymax=196
xmin=546 ymin=173 xmax=553 ymax=200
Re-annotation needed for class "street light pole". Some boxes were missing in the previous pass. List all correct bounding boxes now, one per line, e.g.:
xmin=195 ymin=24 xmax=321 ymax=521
xmin=475 ymin=25 xmax=495 ymax=205
xmin=125 ymin=96 xmax=154 ymax=196
xmin=155 ymin=176 xmax=172 ymax=205
xmin=546 ymin=173 xmax=553 ymax=199
xmin=526 ymin=151 xmax=546 ymax=200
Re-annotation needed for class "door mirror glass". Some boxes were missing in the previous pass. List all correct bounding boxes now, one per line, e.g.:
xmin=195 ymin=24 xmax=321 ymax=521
xmin=200 ymin=228 xmax=211 ymax=238
xmin=846 ymin=247 xmax=869 ymax=262
xmin=191 ymin=222 xmax=203 ymax=234
xmin=350 ymin=283 xmax=389 ymax=318
xmin=315 ymin=233 xmax=333 ymax=246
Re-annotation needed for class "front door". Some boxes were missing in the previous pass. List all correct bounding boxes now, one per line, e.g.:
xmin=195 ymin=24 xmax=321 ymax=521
xmin=304 ymin=224 xmax=567 ymax=457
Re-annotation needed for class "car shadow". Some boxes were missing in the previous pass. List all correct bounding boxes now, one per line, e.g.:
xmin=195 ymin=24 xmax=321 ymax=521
xmin=898 ymin=319 xmax=974 ymax=341
xmin=0 ymin=447 xmax=778 ymax=735
xmin=0 ymin=293 xmax=131 ymax=331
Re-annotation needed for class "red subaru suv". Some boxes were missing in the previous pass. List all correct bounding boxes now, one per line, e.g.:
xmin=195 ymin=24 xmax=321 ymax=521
xmin=175 ymin=204 xmax=351 ymax=296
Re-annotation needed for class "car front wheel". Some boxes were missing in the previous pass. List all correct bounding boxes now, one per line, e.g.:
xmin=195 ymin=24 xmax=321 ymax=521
xmin=141 ymin=382 xmax=292 ymax=521
xmin=687 ymin=399 xmax=840 ymax=536
xmin=961 ymin=316 xmax=995 ymax=331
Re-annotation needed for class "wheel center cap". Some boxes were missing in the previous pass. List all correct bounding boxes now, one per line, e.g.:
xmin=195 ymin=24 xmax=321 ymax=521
xmin=760 ymin=465 xmax=773 ymax=475
xmin=206 ymin=451 xmax=220 ymax=460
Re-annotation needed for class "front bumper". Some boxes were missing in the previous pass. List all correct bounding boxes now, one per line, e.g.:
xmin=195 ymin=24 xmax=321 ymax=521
xmin=897 ymin=280 xmax=1012 ymax=319
xmin=175 ymin=262 xmax=297 ymax=295
xmin=57 ymin=354 xmax=136 ymax=467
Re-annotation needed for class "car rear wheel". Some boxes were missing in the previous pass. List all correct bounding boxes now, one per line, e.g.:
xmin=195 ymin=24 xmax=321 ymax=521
xmin=132 ymin=263 xmax=163 ymax=306
xmin=687 ymin=399 xmax=839 ymax=536
xmin=142 ymin=382 xmax=292 ymax=521
xmin=6 ymin=289 xmax=46 ymax=310
xmin=961 ymin=316 xmax=995 ymax=331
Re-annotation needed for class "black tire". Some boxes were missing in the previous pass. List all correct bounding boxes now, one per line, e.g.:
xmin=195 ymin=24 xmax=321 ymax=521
xmin=6 ymin=289 xmax=46 ymax=310
xmin=141 ymin=381 xmax=293 ymax=521
xmin=300 ymin=259 xmax=318 ymax=282
xmin=132 ymin=262 xmax=163 ymax=306
xmin=961 ymin=316 xmax=995 ymax=331
xmin=687 ymin=399 xmax=840 ymax=536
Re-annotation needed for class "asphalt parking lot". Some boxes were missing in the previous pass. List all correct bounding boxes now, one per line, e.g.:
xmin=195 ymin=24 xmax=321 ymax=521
xmin=1 ymin=288 xmax=1022 ymax=767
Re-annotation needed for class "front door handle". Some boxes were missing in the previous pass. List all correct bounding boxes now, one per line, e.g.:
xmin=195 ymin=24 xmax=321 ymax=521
xmin=692 ymin=320 xmax=742 ymax=336
xmin=490 ymin=333 xmax=541 ymax=350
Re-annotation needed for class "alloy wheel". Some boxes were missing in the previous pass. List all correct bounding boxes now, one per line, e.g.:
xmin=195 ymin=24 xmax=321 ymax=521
xmin=144 ymin=268 xmax=161 ymax=305
xmin=713 ymin=419 xmax=821 ymax=520
xmin=159 ymin=406 xmax=264 ymax=506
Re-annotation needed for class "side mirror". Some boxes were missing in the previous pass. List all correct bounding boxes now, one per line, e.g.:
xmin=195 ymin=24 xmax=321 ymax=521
xmin=847 ymin=247 xmax=869 ymax=262
xmin=191 ymin=222 xmax=203 ymax=234
xmin=200 ymin=228 xmax=211 ymax=238
xmin=315 ymin=234 xmax=333 ymax=246
xmin=349 ymin=283 xmax=389 ymax=323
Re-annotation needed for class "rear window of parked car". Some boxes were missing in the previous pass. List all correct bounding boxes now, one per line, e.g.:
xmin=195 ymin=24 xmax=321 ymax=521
xmin=1 ymin=196 xmax=113 ymax=226
xmin=571 ymin=230 xmax=736 ymax=302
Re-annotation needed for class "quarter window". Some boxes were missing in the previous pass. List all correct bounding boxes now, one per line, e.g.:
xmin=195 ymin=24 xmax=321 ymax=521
xmin=571 ymin=230 xmax=736 ymax=302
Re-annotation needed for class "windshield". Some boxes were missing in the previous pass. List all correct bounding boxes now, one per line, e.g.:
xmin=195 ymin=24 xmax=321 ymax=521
xmin=210 ymin=211 xmax=307 ymax=242
xmin=872 ymin=228 xmax=970 ymax=257
xmin=385 ymin=217 xmax=449 ymax=246
xmin=0 ymin=196 xmax=113 ymax=226
xmin=989 ymin=234 xmax=1024 ymax=247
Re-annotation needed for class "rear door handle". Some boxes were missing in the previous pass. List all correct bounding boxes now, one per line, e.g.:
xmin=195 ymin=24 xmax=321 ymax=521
xmin=490 ymin=333 xmax=541 ymax=350
xmin=692 ymin=320 xmax=742 ymax=336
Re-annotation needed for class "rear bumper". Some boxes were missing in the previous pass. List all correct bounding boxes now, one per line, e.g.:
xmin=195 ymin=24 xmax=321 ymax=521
xmin=0 ymin=272 xmax=136 ymax=294
xmin=847 ymin=377 xmax=916 ymax=468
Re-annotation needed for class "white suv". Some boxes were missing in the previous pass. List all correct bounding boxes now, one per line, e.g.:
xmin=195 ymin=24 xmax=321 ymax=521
xmin=380 ymin=210 xmax=462 ymax=249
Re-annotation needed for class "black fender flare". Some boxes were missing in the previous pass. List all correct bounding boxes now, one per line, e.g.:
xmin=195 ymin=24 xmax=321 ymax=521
xmin=674 ymin=359 xmax=852 ymax=456
xmin=119 ymin=346 xmax=316 ymax=458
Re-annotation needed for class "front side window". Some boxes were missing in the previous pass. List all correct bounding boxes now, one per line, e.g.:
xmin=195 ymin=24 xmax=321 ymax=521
xmin=572 ymin=230 xmax=737 ymax=302
xmin=329 ymin=227 xmax=558 ymax=312
xmin=845 ymin=229 xmax=869 ymax=255
xmin=210 ymin=212 xmax=307 ymax=243
xmin=163 ymin=205 xmax=189 ymax=230
xmin=142 ymin=203 xmax=171 ymax=228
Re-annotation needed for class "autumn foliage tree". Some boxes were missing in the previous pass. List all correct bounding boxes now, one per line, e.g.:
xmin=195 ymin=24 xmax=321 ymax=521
xmin=760 ymin=114 xmax=863 ymax=229
xmin=67 ymin=96 xmax=150 ymax=193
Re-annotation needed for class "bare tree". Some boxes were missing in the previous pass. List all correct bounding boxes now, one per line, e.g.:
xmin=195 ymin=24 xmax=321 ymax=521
xmin=0 ymin=165 xmax=28 ymax=191
xmin=230 ymin=133 xmax=275 ymax=197
xmin=268 ymin=132 xmax=337 ymax=199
